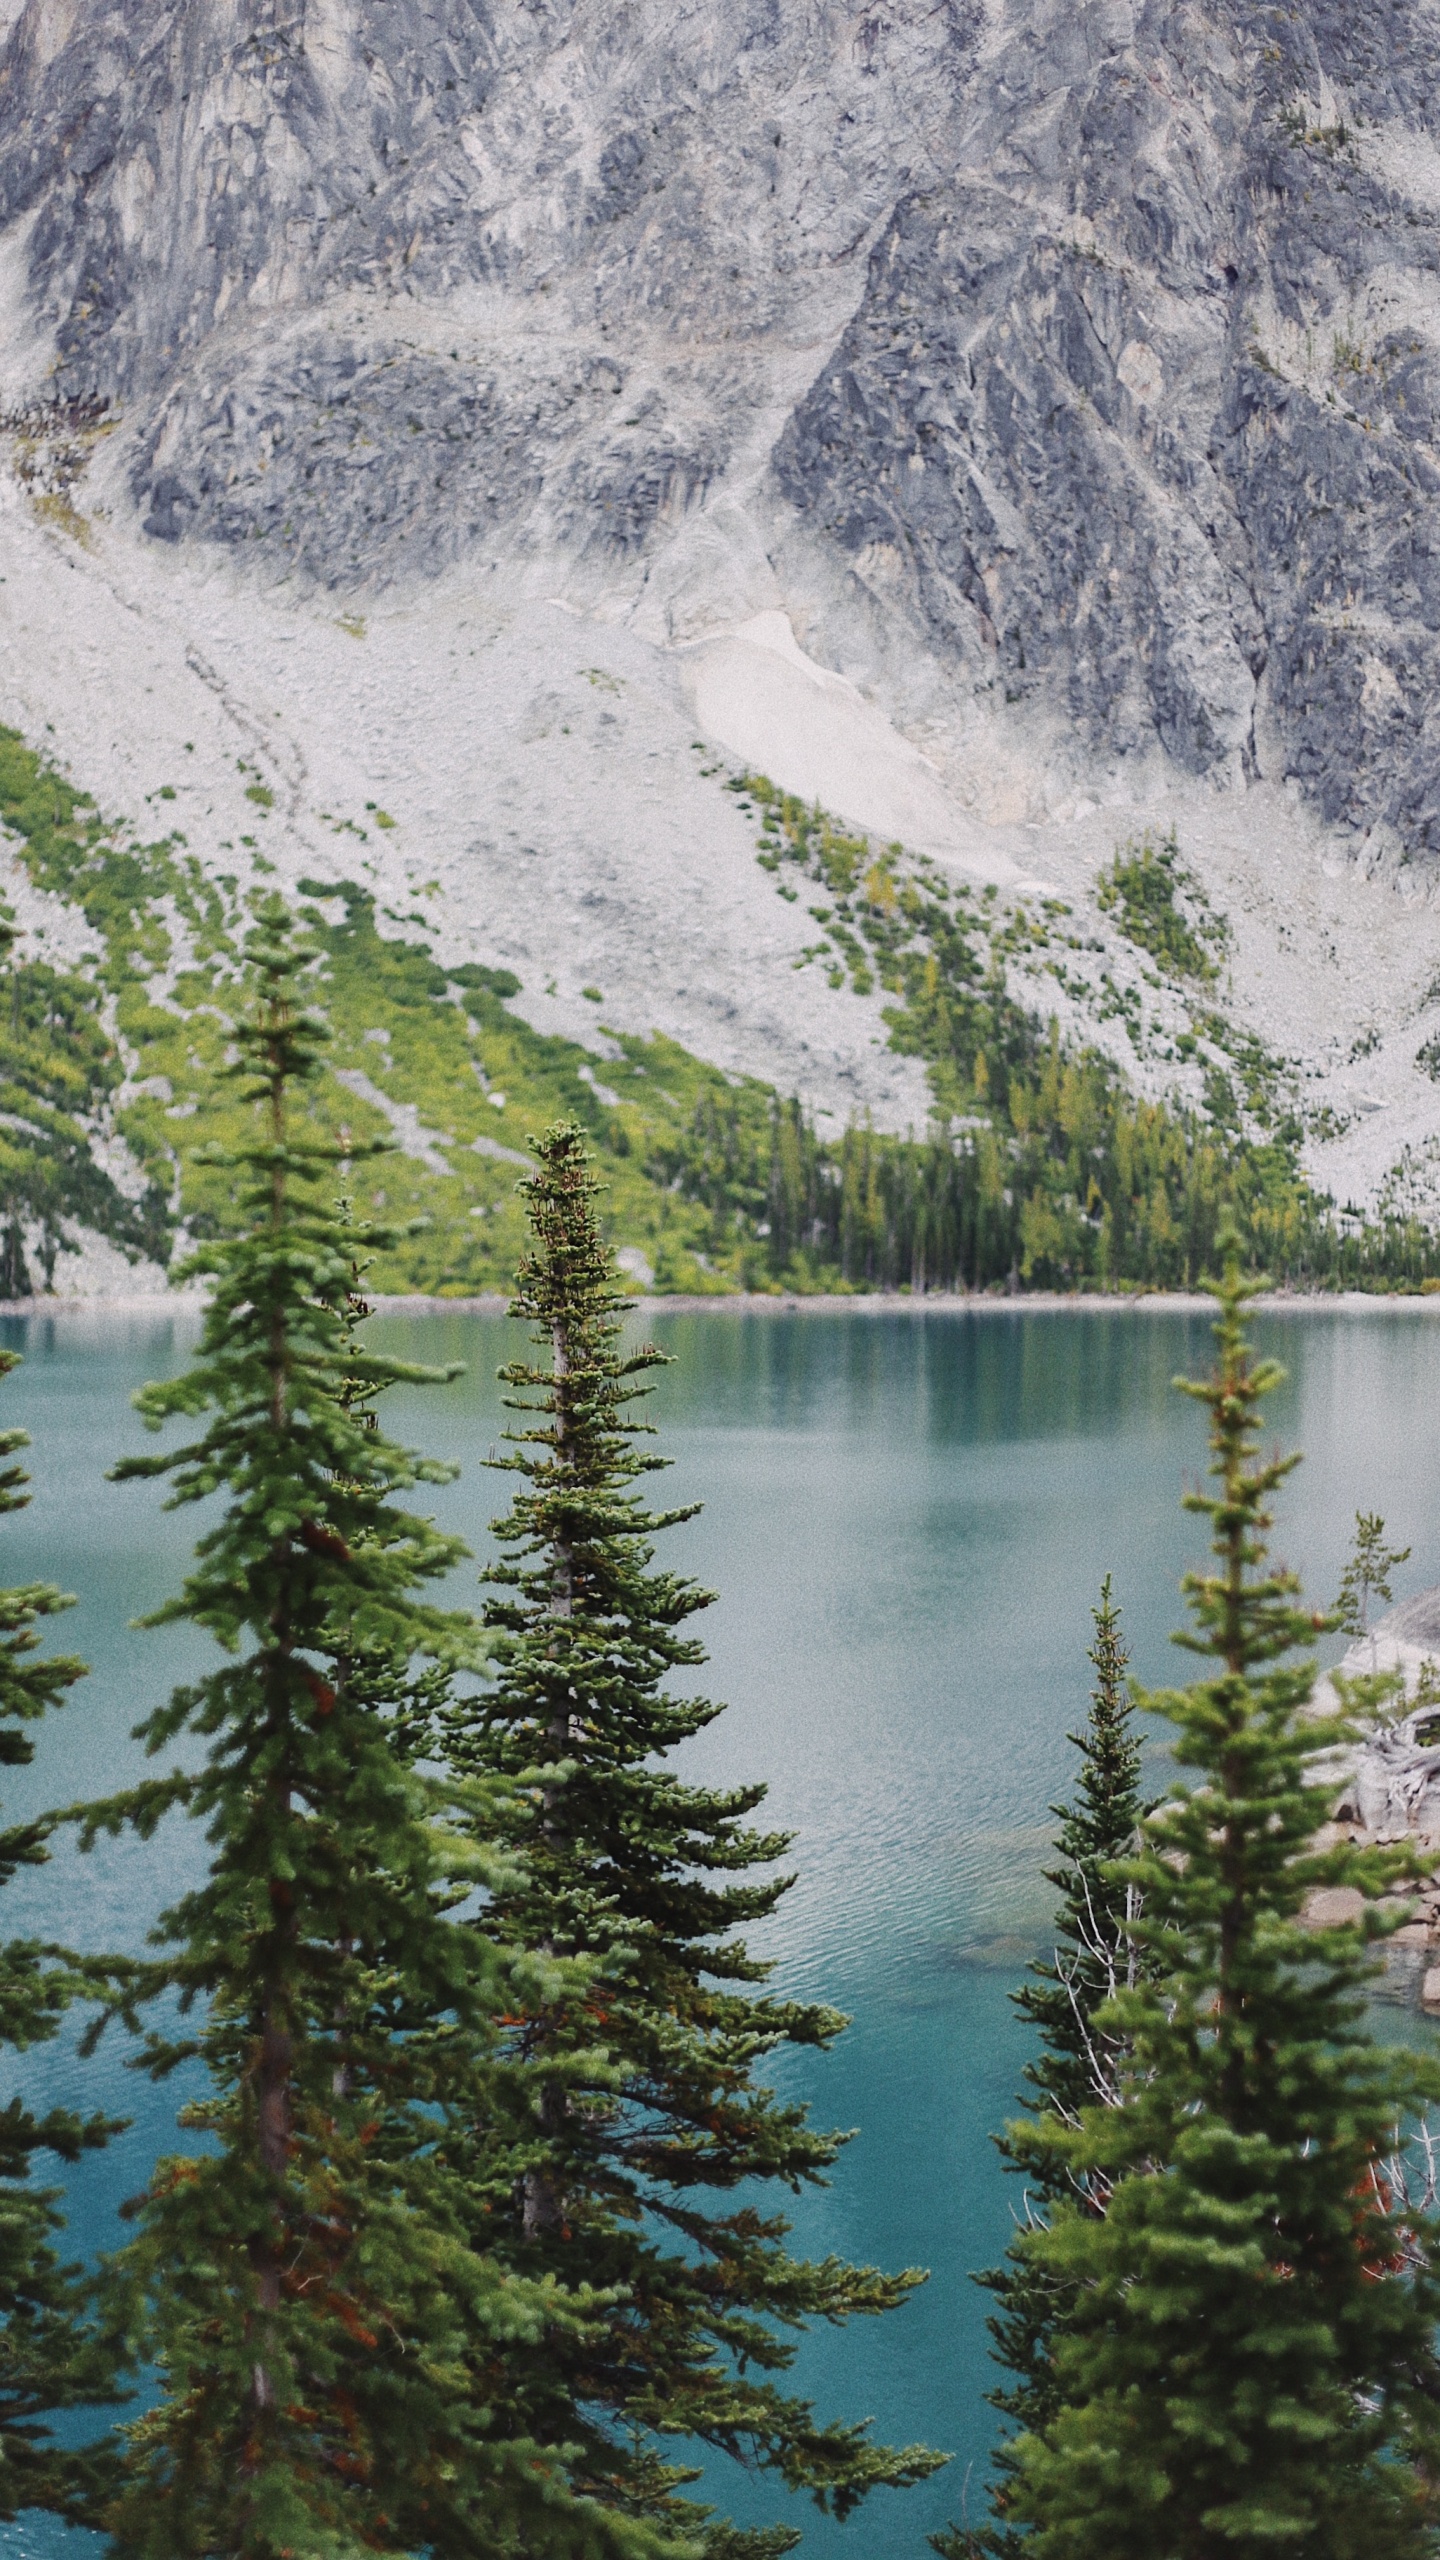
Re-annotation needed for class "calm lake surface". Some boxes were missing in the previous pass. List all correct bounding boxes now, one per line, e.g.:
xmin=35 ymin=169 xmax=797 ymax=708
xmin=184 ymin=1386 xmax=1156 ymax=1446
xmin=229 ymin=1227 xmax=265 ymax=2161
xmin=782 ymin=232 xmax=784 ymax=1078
xmin=3 ymin=1300 xmax=1440 ymax=2557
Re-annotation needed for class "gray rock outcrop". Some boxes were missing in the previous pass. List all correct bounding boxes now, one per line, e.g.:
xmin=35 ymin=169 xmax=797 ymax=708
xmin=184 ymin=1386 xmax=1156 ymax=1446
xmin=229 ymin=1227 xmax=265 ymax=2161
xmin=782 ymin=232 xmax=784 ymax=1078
xmin=1 ymin=0 xmax=1440 ymax=857
xmin=1330 ymin=1585 xmax=1440 ymax=1839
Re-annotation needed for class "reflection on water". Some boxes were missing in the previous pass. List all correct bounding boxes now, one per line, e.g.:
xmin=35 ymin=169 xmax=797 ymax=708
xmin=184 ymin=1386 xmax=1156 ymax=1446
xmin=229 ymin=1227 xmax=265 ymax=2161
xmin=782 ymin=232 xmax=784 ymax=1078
xmin=3 ymin=1301 xmax=1440 ymax=2555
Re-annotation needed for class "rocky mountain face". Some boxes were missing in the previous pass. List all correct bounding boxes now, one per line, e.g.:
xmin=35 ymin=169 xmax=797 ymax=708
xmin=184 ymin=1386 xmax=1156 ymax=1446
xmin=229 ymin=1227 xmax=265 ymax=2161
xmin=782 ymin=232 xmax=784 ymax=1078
xmin=780 ymin=0 xmax=1440 ymax=858
xmin=0 ymin=3 xmax=976 ymax=580
xmin=0 ymin=0 xmax=1437 ymax=862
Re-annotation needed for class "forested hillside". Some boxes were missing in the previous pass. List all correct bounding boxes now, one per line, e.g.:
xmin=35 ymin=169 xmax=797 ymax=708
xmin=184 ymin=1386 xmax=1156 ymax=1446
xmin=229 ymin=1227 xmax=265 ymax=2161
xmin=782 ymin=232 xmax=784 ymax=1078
xmin=0 ymin=724 xmax=1434 ymax=1298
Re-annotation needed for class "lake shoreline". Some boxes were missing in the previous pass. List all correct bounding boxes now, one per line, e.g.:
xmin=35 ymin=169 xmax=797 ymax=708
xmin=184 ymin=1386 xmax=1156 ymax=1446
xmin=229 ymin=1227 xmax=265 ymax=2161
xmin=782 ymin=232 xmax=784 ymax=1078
xmin=6 ymin=1286 xmax=1440 ymax=1320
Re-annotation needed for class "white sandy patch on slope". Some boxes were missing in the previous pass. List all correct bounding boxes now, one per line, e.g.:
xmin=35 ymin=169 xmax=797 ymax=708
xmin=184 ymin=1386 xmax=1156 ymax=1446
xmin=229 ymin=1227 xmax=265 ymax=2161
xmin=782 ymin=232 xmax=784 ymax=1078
xmin=683 ymin=610 xmax=1022 ymax=881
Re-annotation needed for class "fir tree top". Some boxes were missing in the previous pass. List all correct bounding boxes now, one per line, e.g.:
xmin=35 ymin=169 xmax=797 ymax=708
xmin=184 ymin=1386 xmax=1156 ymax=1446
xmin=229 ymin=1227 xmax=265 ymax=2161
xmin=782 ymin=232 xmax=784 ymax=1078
xmin=1334 ymin=1509 xmax=1411 ymax=1647
xmin=1013 ymin=1575 xmax=1146 ymax=2131
xmin=112 ymin=898 xmax=470 ymax=1667
xmin=958 ymin=1578 xmax=1150 ymax=2555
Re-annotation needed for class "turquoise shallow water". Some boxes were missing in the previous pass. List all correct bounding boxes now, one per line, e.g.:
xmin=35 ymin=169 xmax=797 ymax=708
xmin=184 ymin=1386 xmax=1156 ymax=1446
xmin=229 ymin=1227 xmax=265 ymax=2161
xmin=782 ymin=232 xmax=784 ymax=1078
xmin=2 ymin=1300 xmax=1440 ymax=2554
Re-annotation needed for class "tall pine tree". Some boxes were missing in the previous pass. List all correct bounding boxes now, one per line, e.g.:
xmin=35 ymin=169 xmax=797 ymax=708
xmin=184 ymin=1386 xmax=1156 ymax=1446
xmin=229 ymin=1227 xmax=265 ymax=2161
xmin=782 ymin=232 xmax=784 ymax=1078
xmin=84 ymin=908 xmax=675 ymax=2560
xmin=949 ymin=1580 xmax=1146 ymax=2557
xmin=0 ymin=1349 xmax=119 ymax=2526
xmin=997 ymin=1236 xmax=1440 ymax=2559
xmin=440 ymin=1122 xmax=943 ymax=2558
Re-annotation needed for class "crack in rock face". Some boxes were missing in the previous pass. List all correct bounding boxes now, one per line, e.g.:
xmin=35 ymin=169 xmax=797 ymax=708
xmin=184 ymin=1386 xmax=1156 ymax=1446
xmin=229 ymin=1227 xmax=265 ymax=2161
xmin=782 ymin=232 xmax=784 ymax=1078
xmin=2 ymin=0 xmax=1440 ymax=855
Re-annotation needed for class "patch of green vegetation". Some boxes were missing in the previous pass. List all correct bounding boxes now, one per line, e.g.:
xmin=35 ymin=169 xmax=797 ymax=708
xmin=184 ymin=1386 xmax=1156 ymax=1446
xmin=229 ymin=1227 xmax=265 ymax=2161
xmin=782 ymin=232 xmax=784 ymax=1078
xmin=1096 ymin=831 xmax=1227 ymax=981
xmin=275 ymin=878 xmax=775 ymax=1293
xmin=448 ymin=962 xmax=521 ymax=1003
xmin=0 ymin=733 xmax=196 ymax=1287
xmin=0 ymin=943 xmax=168 ymax=1292
xmin=1275 ymin=97 xmax=1354 ymax=158
xmin=1307 ymin=1104 xmax=1353 ymax=1145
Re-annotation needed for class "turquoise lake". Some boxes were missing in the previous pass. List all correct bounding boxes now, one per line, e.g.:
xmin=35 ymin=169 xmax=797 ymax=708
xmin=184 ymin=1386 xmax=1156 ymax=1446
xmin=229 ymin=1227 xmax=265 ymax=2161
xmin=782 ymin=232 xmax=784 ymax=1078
xmin=3 ymin=1300 xmax=1440 ymax=2556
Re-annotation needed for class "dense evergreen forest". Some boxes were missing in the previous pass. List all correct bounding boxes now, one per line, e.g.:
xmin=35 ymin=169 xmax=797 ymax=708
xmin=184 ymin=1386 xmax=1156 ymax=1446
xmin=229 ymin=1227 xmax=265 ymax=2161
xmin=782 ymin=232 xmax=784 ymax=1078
xmin=686 ymin=777 xmax=1440 ymax=1293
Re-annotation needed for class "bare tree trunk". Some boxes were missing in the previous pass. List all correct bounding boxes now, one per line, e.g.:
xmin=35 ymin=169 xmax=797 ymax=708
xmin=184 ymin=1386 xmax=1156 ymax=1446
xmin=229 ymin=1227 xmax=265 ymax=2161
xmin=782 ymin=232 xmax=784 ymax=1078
xmin=522 ymin=1310 xmax=575 ymax=2242
xmin=248 ymin=1027 xmax=297 ymax=2430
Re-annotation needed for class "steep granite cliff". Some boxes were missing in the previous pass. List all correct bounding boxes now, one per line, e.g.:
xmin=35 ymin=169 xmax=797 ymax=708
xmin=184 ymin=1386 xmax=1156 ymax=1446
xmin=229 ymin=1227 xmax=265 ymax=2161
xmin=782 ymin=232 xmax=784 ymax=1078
xmin=779 ymin=0 xmax=1440 ymax=858
xmin=1 ymin=0 xmax=1437 ymax=860
xmin=0 ymin=2 xmax=976 ymax=582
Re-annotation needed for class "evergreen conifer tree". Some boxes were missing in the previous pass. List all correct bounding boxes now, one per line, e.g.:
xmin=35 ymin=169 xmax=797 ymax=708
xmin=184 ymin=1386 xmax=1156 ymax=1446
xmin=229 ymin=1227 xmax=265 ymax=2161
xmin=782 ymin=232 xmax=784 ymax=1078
xmin=86 ymin=909 xmax=674 ymax=2559
xmin=996 ymin=1237 xmax=1440 ymax=2559
xmin=1334 ymin=1510 xmax=1411 ymax=1657
xmin=440 ymin=1122 xmax=943 ymax=2558
xmin=0 ymin=1349 xmax=118 ymax=2525
xmin=1012 ymin=1578 xmax=1144 ymax=2149
xmin=949 ymin=1581 xmax=1146 ymax=2556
